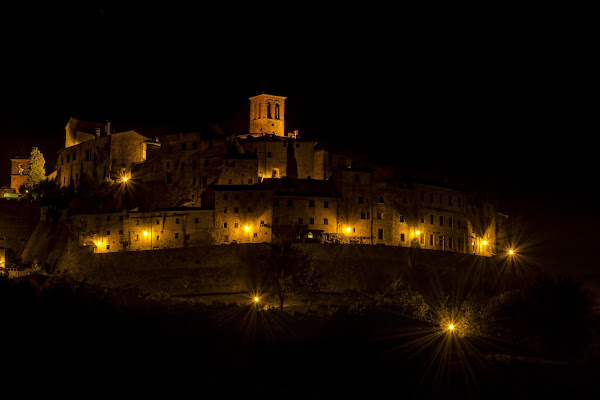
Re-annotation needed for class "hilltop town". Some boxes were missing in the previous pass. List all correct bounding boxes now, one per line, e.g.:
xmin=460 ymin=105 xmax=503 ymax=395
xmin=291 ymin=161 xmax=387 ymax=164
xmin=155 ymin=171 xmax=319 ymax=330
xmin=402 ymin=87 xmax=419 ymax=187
xmin=1 ymin=94 xmax=508 ymax=275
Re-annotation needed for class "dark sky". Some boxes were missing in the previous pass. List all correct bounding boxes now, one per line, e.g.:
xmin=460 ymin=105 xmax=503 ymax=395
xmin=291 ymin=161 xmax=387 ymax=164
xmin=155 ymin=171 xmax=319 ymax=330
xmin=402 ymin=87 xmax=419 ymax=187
xmin=1 ymin=5 xmax=595 ymax=278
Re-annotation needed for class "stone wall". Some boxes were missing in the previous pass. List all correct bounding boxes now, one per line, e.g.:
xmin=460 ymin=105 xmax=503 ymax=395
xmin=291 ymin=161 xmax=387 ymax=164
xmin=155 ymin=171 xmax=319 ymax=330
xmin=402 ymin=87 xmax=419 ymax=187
xmin=0 ymin=199 xmax=40 ymax=263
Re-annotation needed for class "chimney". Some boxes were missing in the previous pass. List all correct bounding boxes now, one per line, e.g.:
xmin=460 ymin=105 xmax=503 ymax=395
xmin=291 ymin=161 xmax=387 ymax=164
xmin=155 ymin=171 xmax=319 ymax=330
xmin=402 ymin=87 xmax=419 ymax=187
xmin=95 ymin=127 xmax=101 ymax=137
xmin=105 ymin=120 xmax=111 ymax=135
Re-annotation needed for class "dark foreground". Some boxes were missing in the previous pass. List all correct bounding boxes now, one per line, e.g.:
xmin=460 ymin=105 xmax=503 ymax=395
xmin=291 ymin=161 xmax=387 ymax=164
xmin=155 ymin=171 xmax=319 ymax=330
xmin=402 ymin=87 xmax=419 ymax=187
xmin=2 ymin=276 xmax=600 ymax=399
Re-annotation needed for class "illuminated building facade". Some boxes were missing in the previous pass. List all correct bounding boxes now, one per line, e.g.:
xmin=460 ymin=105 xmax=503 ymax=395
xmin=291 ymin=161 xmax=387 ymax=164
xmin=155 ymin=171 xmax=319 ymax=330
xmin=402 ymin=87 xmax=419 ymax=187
xmin=52 ymin=94 xmax=506 ymax=256
xmin=10 ymin=158 xmax=30 ymax=193
xmin=55 ymin=117 xmax=151 ymax=188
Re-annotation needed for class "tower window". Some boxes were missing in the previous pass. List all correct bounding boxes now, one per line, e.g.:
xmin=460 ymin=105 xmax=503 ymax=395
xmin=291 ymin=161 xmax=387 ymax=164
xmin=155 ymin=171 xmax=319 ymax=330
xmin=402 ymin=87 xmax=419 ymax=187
xmin=275 ymin=103 xmax=280 ymax=119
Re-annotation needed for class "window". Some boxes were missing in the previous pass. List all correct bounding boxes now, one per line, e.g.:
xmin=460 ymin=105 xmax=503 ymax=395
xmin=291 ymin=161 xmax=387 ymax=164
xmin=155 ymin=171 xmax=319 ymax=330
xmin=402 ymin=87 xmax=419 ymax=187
xmin=448 ymin=217 xmax=453 ymax=228
xmin=430 ymin=235 xmax=434 ymax=246
xmin=224 ymin=235 xmax=229 ymax=242
xmin=166 ymin=161 xmax=170 ymax=168
xmin=400 ymin=215 xmax=405 ymax=223
xmin=457 ymin=219 xmax=461 ymax=229
xmin=224 ymin=194 xmax=228 ymax=200
xmin=355 ymin=175 xmax=360 ymax=183
xmin=193 ymin=160 xmax=197 ymax=169
xmin=168 ymin=146 xmax=173 ymax=153
xmin=253 ymin=233 xmax=258 ymax=237
xmin=195 ymin=218 xmax=199 ymax=224
xmin=324 ymin=201 xmax=329 ymax=208
xmin=181 ymin=143 xmax=186 ymax=151
xmin=205 ymin=160 xmax=209 ymax=167
xmin=458 ymin=198 xmax=462 ymax=207
xmin=420 ymin=191 xmax=425 ymax=201
xmin=119 ymin=230 xmax=123 ymax=235
xmin=106 ymin=230 xmax=110 ymax=235
xmin=224 ymin=208 xmax=227 ymax=213
xmin=287 ymin=199 xmax=293 ymax=207
xmin=180 ymin=161 xmax=185 ymax=170
xmin=248 ymin=179 xmax=253 ymax=184
xmin=267 ymin=152 xmax=272 ymax=158
xmin=295 ymin=143 xmax=300 ymax=148
xmin=136 ymin=235 xmax=139 ymax=241
xmin=420 ymin=215 xmax=425 ymax=223
xmin=361 ymin=212 xmax=366 ymax=219
xmin=377 ymin=212 xmax=383 ymax=220
xmin=234 ymin=207 xmax=239 ymax=213
xmin=106 ymin=245 xmax=110 ymax=250
xmin=72 ymin=152 xmax=77 ymax=161
xmin=358 ymin=196 xmax=364 ymax=204
xmin=458 ymin=238 xmax=462 ymax=250
xmin=310 ymin=218 xmax=314 ymax=224
xmin=448 ymin=237 xmax=453 ymax=249
xmin=234 ymin=193 xmax=239 ymax=199
xmin=378 ymin=229 xmax=384 ymax=240
xmin=157 ymin=236 xmax=160 ymax=241
xmin=119 ymin=216 xmax=123 ymax=221
xmin=193 ymin=142 xmax=198 ymax=150
xmin=420 ymin=234 xmax=424 ymax=244
xmin=439 ymin=195 xmax=443 ymax=205
xmin=136 ymin=220 xmax=139 ymax=226
xmin=449 ymin=197 xmax=453 ymax=206
xmin=166 ymin=173 xmax=172 ymax=184
xmin=323 ymin=218 xmax=328 ymax=225
xmin=309 ymin=200 xmax=315 ymax=207
xmin=234 ymin=222 xmax=239 ymax=228
xmin=107 ymin=216 xmax=111 ymax=221
xmin=430 ymin=193 xmax=434 ymax=203
xmin=430 ymin=215 xmax=434 ymax=224
xmin=192 ymin=177 xmax=197 ymax=185
xmin=156 ymin=220 xmax=159 ymax=225
xmin=85 ymin=149 xmax=90 ymax=161
xmin=439 ymin=216 xmax=443 ymax=226
xmin=224 ymin=222 xmax=228 ymax=228
xmin=176 ymin=218 xmax=180 ymax=224
xmin=439 ymin=236 xmax=444 ymax=247
xmin=175 ymin=233 xmax=179 ymax=239
xmin=274 ymin=217 xmax=279 ymax=224
xmin=401 ymin=233 xmax=405 ymax=242
xmin=379 ymin=196 xmax=384 ymax=203
xmin=298 ymin=218 xmax=303 ymax=224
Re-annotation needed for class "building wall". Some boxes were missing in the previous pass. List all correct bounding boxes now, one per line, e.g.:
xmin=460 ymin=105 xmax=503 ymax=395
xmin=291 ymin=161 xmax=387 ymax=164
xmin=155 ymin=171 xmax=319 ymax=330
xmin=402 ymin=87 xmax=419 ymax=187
xmin=214 ymin=186 xmax=273 ymax=244
xmin=10 ymin=158 xmax=30 ymax=192
xmin=272 ymin=195 xmax=338 ymax=242
xmin=136 ymin=133 xmax=230 ymax=209
xmin=72 ymin=209 xmax=216 ymax=253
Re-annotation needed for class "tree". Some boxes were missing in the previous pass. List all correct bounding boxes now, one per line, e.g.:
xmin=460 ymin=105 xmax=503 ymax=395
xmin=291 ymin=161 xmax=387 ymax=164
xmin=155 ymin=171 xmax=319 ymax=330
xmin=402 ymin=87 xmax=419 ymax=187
xmin=24 ymin=147 xmax=46 ymax=190
xmin=265 ymin=242 xmax=309 ymax=311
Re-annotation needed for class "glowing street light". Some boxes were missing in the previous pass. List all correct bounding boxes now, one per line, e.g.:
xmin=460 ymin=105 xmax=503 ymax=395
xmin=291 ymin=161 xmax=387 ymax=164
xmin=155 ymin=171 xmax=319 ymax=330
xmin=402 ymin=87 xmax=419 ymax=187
xmin=509 ymin=249 xmax=514 ymax=255
xmin=143 ymin=231 xmax=149 ymax=236
xmin=244 ymin=225 xmax=250 ymax=232
xmin=415 ymin=230 xmax=420 ymax=235
xmin=97 ymin=241 xmax=102 ymax=246
xmin=345 ymin=227 xmax=352 ymax=234
xmin=254 ymin=297 xmax=259 ymax=302
xmin=483 ymin=240 xmax=488 ymax=245
xmin=122 ymin=176 xmax=128 ymax=182
xmin=448 ymin=324 xmax=455 ymax=331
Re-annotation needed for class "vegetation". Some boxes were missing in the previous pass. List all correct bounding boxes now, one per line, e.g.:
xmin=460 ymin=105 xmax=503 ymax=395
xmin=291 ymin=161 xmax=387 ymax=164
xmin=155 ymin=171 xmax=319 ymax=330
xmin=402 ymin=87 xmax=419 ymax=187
xmin=24 ymin=147 xmax=46 ymax=190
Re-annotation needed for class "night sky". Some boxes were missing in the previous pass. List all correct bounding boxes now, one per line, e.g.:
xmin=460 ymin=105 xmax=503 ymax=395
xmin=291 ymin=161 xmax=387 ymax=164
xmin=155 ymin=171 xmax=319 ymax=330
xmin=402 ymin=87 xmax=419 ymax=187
xmin=1 ymin=5 xmax=595 ymax=282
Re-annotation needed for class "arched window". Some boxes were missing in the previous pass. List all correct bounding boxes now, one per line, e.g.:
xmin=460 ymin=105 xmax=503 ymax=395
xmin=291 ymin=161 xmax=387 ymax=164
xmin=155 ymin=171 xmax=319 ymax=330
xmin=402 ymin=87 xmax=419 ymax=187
xmin=267 ymin=102 xmax=272 ymax=119
xmin=275 ymin=103 xmax=280 ymax=119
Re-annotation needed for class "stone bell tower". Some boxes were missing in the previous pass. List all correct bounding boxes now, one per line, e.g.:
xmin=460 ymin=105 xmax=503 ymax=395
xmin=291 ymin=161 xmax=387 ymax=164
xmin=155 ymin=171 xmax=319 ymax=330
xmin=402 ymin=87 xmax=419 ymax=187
xmin=249 ymin=94 xmax=286 ymax=137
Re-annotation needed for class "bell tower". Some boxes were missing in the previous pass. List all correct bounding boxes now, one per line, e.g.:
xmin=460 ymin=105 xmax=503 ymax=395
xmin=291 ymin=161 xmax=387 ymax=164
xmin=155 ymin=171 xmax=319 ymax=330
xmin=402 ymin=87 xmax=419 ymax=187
xmin=249 ymin=94 xmax=286 ymax=137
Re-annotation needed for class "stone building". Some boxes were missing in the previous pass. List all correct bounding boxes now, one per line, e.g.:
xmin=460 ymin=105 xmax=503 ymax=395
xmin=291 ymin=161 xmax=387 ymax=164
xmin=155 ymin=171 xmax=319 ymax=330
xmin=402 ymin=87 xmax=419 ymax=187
xmin=55 ymin=117 xmax=150 ymax=188
xmin=10 ymin=157 xmax=30 ymax=193
xmin=40 ymin=93 xmax=508 ymax=258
